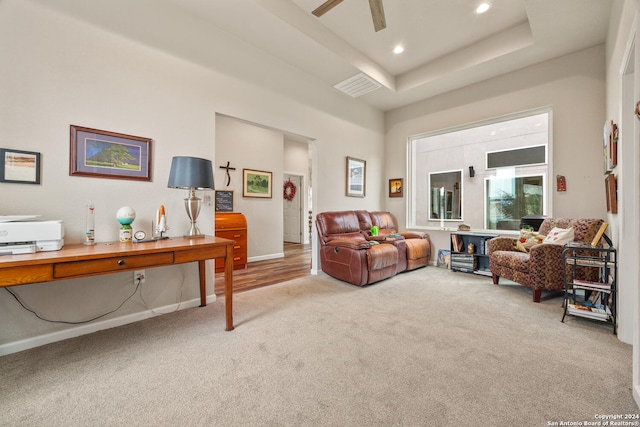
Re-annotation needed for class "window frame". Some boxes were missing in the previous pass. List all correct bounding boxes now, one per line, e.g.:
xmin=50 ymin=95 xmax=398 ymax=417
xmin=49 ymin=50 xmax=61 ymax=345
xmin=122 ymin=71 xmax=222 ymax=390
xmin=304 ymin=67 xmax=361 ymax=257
xmin=428 ymin=169 xmax=463 ymax=221
xmin=485 ymin=144 xmax=548 ymax=170
xmin=407 ymin=107 xmax=553 ymax=232
xmin=484 ymin=172 xmax=547 ymax=231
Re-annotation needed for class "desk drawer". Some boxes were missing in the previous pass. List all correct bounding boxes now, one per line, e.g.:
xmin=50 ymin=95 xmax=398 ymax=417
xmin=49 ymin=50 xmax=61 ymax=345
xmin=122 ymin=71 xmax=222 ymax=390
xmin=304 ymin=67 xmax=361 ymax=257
xmin=0 ymin=264 xmax=52 ymax=286
xmin=53 ymin=253 xmax=174 ymax=278
xmin=214 ymin=230 xmax=247 ymax=273
xmin=215 ymin=231 xmax=246 ymax=245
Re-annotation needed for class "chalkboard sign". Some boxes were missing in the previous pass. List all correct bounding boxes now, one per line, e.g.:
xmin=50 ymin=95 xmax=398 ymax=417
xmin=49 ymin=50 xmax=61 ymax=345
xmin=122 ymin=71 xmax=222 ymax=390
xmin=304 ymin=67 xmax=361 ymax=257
xmin=215 ymin=191 xmax=233 ymax=212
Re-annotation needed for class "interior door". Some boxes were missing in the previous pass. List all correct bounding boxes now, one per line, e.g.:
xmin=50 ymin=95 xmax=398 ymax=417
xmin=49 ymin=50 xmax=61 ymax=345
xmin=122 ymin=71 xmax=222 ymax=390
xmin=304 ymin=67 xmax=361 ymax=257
xmin=283 ymin=174 xmax=302 ymax=243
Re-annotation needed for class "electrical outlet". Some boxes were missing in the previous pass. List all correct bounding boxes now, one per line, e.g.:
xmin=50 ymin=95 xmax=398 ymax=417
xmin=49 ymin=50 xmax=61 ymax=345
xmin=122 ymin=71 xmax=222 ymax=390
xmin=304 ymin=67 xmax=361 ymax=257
xmin=134 ymin=270 xmax=145 ymax=284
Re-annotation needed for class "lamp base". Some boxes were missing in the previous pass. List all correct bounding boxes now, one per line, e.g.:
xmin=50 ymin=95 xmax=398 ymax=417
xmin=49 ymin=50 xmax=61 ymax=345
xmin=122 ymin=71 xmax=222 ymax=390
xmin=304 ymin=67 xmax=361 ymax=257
xmin=184 ymin=189 xmax=203 ymax=237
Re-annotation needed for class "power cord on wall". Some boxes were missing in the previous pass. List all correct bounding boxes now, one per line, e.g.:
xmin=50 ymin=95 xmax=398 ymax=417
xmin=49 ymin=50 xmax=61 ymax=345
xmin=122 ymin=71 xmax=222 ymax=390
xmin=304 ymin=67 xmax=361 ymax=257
xmin=4 ymin=277 xmax=143 ymax=325
xmin=6 ymin=270 xmax=189 ymax=324
xmin=139 ymin=271 xmax=185 ymax=315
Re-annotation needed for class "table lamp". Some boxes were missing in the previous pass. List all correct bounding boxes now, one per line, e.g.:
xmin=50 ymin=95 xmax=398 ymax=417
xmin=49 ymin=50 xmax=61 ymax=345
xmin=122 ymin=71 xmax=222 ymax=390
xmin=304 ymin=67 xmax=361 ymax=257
xmin=167 ymin=156 xmax=214 ymax=237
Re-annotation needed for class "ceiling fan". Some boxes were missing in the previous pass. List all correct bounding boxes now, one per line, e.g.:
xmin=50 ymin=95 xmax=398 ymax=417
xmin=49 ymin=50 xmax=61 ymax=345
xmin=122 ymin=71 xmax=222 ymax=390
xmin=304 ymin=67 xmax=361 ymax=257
xmin=312 ymin=0 xmax=386 ymax=32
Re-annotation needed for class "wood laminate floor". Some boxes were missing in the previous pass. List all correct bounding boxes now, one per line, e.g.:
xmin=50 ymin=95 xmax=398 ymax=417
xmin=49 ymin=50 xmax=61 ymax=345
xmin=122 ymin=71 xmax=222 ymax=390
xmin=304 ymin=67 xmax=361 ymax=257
xmin=214 ymin=242 xmax=311 ymax=295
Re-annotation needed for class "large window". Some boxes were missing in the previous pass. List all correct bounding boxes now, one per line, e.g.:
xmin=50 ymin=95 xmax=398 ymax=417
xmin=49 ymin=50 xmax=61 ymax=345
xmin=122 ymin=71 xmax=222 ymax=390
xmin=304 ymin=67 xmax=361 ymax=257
xmin=485 ymin=174 xmax=544 ymax=230
xmin=409 ymin=109 xmax=550 ymax=231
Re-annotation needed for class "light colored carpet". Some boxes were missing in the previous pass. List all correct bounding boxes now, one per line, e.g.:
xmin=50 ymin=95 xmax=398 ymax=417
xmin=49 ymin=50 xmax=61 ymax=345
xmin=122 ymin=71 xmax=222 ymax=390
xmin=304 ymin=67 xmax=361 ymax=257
xmin=0 ymin=266 xmax=636 ymax=426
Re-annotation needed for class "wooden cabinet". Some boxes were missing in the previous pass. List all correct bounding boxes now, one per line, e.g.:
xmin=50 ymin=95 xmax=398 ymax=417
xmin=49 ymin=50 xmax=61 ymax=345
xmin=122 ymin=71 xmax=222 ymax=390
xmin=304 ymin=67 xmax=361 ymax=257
xmin=215 ymin=212 xmax=247 ymax=273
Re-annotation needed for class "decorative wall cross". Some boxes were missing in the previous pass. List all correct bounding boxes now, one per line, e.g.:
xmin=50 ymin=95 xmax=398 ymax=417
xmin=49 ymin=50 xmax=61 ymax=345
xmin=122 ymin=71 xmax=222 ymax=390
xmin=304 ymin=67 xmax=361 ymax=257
xmin=219 ymin=161 xmax=236 ymax=186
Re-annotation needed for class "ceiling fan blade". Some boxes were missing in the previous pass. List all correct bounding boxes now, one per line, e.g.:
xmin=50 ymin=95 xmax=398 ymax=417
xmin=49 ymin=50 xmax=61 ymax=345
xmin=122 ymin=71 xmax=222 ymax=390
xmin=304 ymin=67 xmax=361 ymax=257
xmin=369 ymin=0 xmax=386 ymax=32
xmin=312 ymin=0 xmax=344 ymax=17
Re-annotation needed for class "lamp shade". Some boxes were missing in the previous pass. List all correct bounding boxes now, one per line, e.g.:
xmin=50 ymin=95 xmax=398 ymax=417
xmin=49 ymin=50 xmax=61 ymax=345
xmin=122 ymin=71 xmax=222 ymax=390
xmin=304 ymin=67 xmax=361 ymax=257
xmin=167 ymin=156 xmax=214 ymax=190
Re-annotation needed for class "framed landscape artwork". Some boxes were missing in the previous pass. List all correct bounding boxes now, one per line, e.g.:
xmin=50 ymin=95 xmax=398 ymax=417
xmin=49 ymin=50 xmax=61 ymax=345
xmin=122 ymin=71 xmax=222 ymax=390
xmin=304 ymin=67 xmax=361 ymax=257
xmin=243 ymin=168 xmax=272 ymax=198
xmin=70 ymin=125 xmax=152 ymax=181
xmin=346 ymin=156 xmax=366 ymax=197
xmin=0 ymin=148 xmax=41 ymax=184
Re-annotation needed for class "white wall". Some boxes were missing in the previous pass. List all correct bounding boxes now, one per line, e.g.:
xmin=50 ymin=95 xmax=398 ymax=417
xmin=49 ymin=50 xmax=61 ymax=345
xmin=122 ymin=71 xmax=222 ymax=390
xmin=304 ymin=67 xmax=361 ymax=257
xmin=0 ymin=0 xmax=384 ymax=353
xmin=605 ymin=0 xmax=639 ymax=407
xmin=215 ymin=115 xmax=285 ymax=261
xmin=385 ymin=45 xmax=607 ymax=262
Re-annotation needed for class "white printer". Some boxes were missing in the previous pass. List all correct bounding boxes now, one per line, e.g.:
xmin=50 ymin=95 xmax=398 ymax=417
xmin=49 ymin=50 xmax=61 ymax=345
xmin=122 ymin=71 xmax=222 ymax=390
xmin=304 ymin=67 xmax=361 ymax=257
xmin=0 ymin=219 xmax=65 ymax=255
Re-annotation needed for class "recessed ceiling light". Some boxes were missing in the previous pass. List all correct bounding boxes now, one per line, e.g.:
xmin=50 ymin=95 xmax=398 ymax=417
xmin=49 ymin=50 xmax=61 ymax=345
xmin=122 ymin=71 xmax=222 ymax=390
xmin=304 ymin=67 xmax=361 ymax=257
xmin=475 ymin=2 xmax=491 ymax=14
xmin=393 ymin=45 xmax=405 ymax=54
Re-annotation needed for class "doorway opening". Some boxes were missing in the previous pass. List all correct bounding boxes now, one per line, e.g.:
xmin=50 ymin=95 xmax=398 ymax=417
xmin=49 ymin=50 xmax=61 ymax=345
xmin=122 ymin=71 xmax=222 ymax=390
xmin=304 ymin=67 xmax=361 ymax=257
xmin=214 ymin=114 xmax=314 ymax=293
xmin=284 ymin=173 xmax=303 ymax=243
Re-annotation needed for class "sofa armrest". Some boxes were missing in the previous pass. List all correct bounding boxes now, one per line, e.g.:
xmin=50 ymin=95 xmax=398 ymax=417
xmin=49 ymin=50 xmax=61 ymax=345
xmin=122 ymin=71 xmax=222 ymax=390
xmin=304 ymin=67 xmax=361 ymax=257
xmin=399 ymin=231 xmax=428 ymax=240
xmin=528 ymin=243 xmax=564 ymax=260
xmin=529 ymin=243 xmax=564 ymax=284
xmin=488 ymin=237 xmax=517 ymax=254
xmin=325 ymin=238 xmax=371 ymax=250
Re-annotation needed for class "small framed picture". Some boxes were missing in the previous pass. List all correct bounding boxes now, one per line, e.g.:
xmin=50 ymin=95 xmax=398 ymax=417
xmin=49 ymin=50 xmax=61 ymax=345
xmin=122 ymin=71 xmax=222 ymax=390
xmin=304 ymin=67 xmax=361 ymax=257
xmin=243 ymin=169 xmax=272 ymax=198
xmin=603 ymin=120 xmax=618 ymax=174
xmin=389 ymin=178 xmax=403 ymax=197
xmin=70 ymin=125 xmax=152 ymax=181
xmin=215 ymin=190 xmax=234 ymax=212
xmin=605 ymin=174 xmax=617 ymax=214
xmin=346 ymin=156 xmax=366 ymax=197
xmin=0 ymin=148 xmax=41 ymax=184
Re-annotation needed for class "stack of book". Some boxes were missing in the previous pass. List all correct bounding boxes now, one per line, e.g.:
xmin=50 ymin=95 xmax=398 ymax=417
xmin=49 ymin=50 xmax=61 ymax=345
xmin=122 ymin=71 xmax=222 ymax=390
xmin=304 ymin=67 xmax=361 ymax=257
xmin=567 ymin=301 xmax=611 ymax=320
xmin=451 ymin=234 xmax=464 ymax=252
xmin=572 ymin=279 xmax=611 ymax=292
xmin=480 ymin=239 xmax=489 ymax=255
xmin=451 ymin=254 xmax=477 ymax=272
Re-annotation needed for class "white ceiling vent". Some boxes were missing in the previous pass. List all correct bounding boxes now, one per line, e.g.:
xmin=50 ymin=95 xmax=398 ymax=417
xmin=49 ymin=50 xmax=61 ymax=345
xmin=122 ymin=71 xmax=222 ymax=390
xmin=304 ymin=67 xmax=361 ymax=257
xmin=333 ymin=73 xmax=382 ymax=98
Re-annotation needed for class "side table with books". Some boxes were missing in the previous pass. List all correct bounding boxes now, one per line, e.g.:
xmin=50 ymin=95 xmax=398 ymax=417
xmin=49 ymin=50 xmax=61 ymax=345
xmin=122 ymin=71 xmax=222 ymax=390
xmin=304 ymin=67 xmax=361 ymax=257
xmin=561 ymin=235 xmax=617 ymax=334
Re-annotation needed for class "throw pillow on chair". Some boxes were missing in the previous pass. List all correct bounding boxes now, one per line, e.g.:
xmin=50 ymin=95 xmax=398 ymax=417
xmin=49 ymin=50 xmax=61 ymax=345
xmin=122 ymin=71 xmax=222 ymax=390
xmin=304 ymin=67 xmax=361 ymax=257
xmin=515 ymin=229 xmax=544 ymax=252
xmin=542 ymin=227 xmax=574 ymax=246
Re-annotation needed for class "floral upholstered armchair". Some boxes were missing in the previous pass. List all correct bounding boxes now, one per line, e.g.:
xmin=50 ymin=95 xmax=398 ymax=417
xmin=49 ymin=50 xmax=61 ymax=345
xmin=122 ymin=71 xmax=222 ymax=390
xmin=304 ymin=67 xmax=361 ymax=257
xmin=488 ymin=218 xmax=604 ymax=302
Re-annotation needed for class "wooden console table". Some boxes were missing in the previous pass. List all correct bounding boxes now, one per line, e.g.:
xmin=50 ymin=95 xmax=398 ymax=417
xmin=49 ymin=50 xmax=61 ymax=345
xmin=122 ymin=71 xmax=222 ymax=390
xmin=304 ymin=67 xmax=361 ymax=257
xmin=0 ymin=236 xmax=236 ymax=331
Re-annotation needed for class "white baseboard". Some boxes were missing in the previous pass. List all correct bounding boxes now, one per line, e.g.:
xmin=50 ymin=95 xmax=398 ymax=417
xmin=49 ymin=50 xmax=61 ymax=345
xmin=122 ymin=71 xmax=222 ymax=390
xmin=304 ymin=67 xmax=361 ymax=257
xmin=634 ymin=384 xmax=640 ymax=409
xmin=248 ymin=253 xmax=284 ymax=263
xmin=0 ymin=294 xmax=216 ymax=357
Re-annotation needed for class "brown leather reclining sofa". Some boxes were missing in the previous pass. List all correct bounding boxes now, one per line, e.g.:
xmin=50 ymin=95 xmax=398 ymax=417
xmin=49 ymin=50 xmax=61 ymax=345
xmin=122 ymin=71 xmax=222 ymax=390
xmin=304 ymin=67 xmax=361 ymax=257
xmin=316 ymin=210 xmax=431 ymax=286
